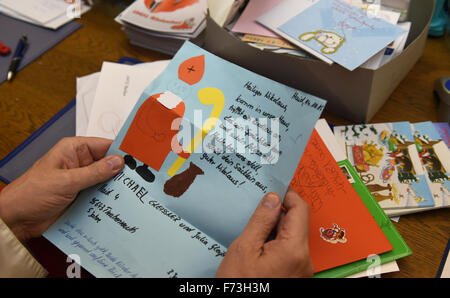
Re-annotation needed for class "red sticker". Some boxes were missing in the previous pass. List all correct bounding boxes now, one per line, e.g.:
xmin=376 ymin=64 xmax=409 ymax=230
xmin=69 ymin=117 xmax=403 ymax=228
xmin=178 ymin=55 xmax=205 ymax=85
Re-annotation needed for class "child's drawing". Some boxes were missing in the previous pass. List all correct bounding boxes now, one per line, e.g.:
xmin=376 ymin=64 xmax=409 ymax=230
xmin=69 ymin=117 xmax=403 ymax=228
xmin=299 ymin=30 xmax=345 ymax=54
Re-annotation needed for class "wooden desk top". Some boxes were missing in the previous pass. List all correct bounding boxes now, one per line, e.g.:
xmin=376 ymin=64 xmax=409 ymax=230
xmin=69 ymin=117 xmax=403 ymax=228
xmin=0 ymin=2 xmax=449 ymax=278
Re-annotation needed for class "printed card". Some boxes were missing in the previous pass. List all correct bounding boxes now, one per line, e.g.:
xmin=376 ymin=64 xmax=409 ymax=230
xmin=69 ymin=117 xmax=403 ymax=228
xmin=334 ymin=122 xmax=435 ymax=210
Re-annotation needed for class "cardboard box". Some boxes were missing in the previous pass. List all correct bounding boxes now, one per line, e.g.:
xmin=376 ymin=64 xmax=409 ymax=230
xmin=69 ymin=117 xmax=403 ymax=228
xmin=193 ymin=0 xmax=435 ymax=123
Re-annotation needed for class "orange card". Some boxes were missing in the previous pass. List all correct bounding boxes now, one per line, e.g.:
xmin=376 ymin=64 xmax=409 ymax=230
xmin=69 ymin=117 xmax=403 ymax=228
xmin=290 ymin=129 xmax=393 ymax=273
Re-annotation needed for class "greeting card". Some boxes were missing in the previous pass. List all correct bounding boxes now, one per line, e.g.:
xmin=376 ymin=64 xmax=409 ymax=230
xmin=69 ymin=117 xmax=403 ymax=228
xmin=334 ymin=122 xmax=435 ymax=210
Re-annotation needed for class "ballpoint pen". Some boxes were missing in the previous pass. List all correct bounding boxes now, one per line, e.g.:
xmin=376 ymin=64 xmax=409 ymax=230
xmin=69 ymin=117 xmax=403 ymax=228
xmin=7 ymin=35 xmax=28 ymax=82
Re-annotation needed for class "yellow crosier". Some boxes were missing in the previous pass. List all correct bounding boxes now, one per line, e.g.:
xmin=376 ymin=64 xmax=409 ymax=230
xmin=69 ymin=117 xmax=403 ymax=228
xmin=167 ymin=87 xmax=225 ymax=177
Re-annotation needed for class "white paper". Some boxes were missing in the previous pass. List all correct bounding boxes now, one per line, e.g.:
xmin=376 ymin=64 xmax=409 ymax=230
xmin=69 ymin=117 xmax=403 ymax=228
xmin=0 ymin=0 xmax=90 ymax=29
xmin=434 ymin=141 xmax=450 ymax=173
xmin=360 ymin=10 xmax=401 ymax=70
xmin=388 ymin=22 xmax=412 ymax=59
xmin=315 ymin=119 xmax=347 ymax=162
xmin=76 ymin=72 xmax=100 ymax=137
xmin=85 ymin=60 xmax=170 ymax=140
xmin=346 ymin=261 xmax=400 ymax=278
xmin=384 ymin=203 xmax=448 ymax=218
xmin=378 ymin=22 xmax=411 ymax=68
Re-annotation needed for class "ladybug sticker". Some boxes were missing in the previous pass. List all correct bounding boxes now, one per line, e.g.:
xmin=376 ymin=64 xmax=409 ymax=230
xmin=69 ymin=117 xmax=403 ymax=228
xmin=319 ymin=224 xmax=348 ymax=244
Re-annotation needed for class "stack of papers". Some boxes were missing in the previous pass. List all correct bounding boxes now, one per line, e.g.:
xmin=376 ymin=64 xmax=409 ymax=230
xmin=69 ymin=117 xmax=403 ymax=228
xmin=115 ymin=0 xmax=208 ymax=55
xmin=76 ymin=60 xmax=171 ymax=138
xmin=0 ymin=0 xmax=91 ymax=30
xmin=228 ymin=0 xmax=411 ymax=70
xmin=46 ymin=41 xmax=412 ymax=278
xmin=334 ymin=121 xmax=450 ymax=218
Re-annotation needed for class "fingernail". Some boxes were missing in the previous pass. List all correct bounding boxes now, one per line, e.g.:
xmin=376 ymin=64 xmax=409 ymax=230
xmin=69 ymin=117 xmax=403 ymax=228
xmin=107 ymin=156 xmax=122 ymax=171
xmin=262 ymin=193 xmax=280 ymax=209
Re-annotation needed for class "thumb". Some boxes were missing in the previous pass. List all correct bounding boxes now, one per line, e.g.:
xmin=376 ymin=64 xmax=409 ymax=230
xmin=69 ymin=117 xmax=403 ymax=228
xmin=238 ymin=193 xmax=282 ymax=250
xmin=64 ymin=155 xmax=124 ymax=193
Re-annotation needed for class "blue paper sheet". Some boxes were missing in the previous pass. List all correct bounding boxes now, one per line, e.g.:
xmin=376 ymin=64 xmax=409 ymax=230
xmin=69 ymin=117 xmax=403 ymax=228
xmin=278 ymin=0 xmax=405 ymax=71
xmin=44 ymin=41 xmax=326 ymax=277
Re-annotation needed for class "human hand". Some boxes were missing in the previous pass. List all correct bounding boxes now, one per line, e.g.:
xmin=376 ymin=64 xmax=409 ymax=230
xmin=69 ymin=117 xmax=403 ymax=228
xmin=216 ymin=189 xmax=314 ymax=278
xmin=0 ymin=137 xmax=124 ymax=242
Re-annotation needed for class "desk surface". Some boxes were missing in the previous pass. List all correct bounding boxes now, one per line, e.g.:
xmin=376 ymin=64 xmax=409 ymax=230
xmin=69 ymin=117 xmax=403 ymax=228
xmin=0 ymin=2 xmax=449 ymax=278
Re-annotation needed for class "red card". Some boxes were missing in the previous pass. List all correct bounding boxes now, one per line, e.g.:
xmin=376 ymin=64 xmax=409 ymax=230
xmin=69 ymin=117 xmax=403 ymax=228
xmin=290 ymin=129 xmax=393 ymax=273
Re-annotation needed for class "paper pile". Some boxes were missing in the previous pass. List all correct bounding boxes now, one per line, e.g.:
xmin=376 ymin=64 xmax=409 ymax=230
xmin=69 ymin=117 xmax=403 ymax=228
xmin=115 ymin=0 xmax=208 ymax=55
xmin=76 ymin=59 xmax=170 ymax=138
xmin=0 ymin=0 xmax=91 ymax=30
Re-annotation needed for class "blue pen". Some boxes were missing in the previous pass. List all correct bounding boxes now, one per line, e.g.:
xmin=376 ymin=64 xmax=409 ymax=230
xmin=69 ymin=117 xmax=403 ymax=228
xmin=7 ymin=35 xmax=28 ymax=82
